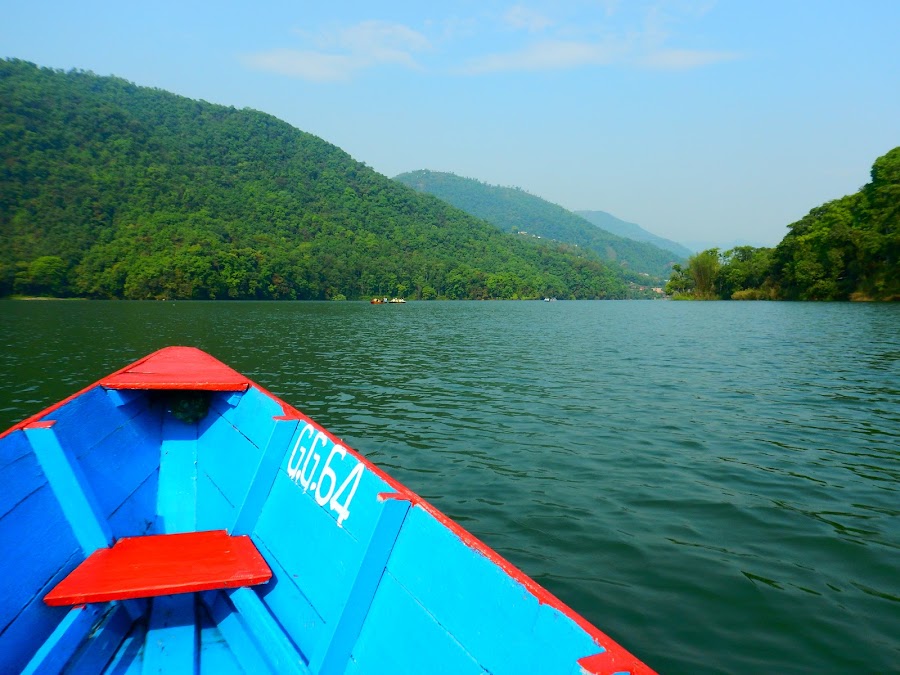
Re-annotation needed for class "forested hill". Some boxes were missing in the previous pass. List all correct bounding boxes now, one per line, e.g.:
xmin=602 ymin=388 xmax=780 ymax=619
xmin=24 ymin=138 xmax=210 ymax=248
xmin=665 ymin=147 xmax=899 ymax=301
xmin=0 ymin=59 xmax=628 ymax=300
xmin=393 ymin=170 xmax=682 ymax=280
xmin=575 ymin=210 xmax=693 ymax=259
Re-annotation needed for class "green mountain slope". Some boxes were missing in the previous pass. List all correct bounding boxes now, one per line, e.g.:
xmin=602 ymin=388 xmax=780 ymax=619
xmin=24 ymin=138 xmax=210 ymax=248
xmin=575 ymin=210 xmax=693 ymax=259
xmin=393 ymin=170 xmax=682 ymax=280
xmin=771 ymin=147 xmax=899 ymax=300
xmin=0 ymin=59 xmax=627 ymax=300
xmin=667 ymin=146 xmax=899 ymax=301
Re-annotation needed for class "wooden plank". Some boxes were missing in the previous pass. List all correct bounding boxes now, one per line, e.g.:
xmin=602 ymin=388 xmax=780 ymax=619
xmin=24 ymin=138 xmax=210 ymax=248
xmin=247 ymin=539 xmax=325 ymax=664
xmin=65 ymin=602 xmax=135 ymax=672
xmin=232 ymin=418 xmax=298 ymax=535
xmin=79 ymin=410 xmax=161 ymax=525
xmin=196 ymin=412 xmax=259 ymax=510
xmin=44 ymin=530 xmax=271 ymax=606
xmin=348 ymin=571 xmax=484 ymax=675
xmin=23 ymin=421 xmax=113 ymax=555
xmin=100 ymin=346 xmax=249 ymax=391
xmin=0 ymin=445 xmax=45 ymax=521
xmin=142 ymin=594 xmax=196 ymax=675
xmin=310 ymin=494 xmax=410 ymax=675
xmin=383 ymin=504 xmax=600 ymax=674
xmin=227 ymin=587 xmax=309 ymax=675
xmin=158 ymin=415 xmax=197 ymax=534
xmin=202 ymin=590 xmax=272 ymax=674
xmin=19 ymin=605 xmax=108 ymax=675
xmin=209 ymin=386 xmax=284 ymax=451
xmin=253 ymin=473 xmax=363 ymax=625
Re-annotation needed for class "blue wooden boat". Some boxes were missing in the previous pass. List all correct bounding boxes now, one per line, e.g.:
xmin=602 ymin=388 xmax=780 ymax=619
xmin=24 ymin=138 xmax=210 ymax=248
xmin=0 ymin=347 xmax=654 ymax=674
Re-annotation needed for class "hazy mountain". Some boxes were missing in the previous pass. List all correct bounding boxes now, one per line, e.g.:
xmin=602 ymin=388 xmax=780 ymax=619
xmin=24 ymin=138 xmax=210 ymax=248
xmin=575 ymin=211 xmax=693 ymax=258
xmin=394 ymin=170 xmax=682 ymax=280
xmin=682 ymin=238 xmax=771 ymax=253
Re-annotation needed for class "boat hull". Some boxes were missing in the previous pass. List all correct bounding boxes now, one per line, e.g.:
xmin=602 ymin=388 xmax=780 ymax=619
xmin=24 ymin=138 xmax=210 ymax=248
xmin=0 ymin=347 xmax=653 ymax=674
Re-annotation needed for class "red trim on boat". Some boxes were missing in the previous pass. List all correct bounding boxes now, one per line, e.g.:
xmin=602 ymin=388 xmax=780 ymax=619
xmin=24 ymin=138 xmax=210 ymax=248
xmin=377 ymin=491 xmax=417 ymax=503
xmin=23 ymin=420 xmax=56 ymax=429
xmin=99 ymin=346 xmax=250 ymax=391
xmin=1 ymin=347 xmax=248 ymax=440
xmin=578 ymin=650 xmax=657 ymax=674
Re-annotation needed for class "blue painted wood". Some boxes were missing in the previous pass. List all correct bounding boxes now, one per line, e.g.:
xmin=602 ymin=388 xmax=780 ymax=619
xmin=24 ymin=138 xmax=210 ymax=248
xmin=253 ymin=473 xmax=364 ymax=626
xmin=103 ymin=622 xmax=146 ymax=675
xmin=0 ymin=427 xmax=31 ymax=471
xmin=158 ymin=415 xmax=197 ymax=534
xmin=226 ymin=586 xmax=309 ymax=675
xmin=210 ymin=386 xmax=284 ymax=451
xmin=18 ymin=603 xmax=126 ymax=675
xmin=24 ymin=423 xmax=112 ymax=554
xmin=232 ymin=418 xmax=298 ymax=535
xmin=196 ymin=471 xmax=237 ymax=533
xmin=310 ymin=496 xmax=410 ymax=675
xmin=73 ymin=605 xmax=137 ymax=672
xmin=223 ymin=392 xmax=243 ymax=408
xmin=249 ymin=538 xmax=325 ymax=664
xmin=107 ymin=473 xmax=160 ymax=538
xmin=105 ymin=388 xmax=143 ymax=408
xmin=19 ymin=604 xmax=107 ymax=675
xmin=196 ymin=411 xmax=261 ymax=511
xmin=348 ymin=572 xmax=484 ymax=675
xmin=381 ymin=505 xmax=600 ymax=674
xmin=79 ymin=411 xmax=160 ymax=530
xmin=0 ymin=438 xmax=45 ymax=520
xmin=48 ymin=387 xmax=151 ymax=462
xmin=202 ymin=590 xmax=273 ymax=675
xmin=142 ymin=594 xmax=197 ymax=675
xmin=273 ymin=422 xmax=394 ymax=542
xmin=0 ymin=543 xmax=79 ymax=674
xmin=196 ymin=601 xmax=244 ymax=675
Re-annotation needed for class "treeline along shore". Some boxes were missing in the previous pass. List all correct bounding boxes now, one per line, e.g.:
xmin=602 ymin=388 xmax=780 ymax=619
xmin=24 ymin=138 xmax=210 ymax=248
xmin=2 ymin=59 xmax=896 ymax=301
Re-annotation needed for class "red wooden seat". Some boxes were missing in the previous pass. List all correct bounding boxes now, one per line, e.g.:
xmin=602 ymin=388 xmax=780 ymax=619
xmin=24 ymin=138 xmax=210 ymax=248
xmin=44 ymin=530 xmax=272 ymax=606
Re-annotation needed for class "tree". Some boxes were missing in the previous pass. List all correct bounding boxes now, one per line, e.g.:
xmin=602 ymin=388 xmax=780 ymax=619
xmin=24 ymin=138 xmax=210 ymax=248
xmin=687 ymin=249 xmax=721 ymax=299
xmin=665 ymin=263 xmax=693 ymax=296
xmin=16 ymin=256 xmax=68 ymax=296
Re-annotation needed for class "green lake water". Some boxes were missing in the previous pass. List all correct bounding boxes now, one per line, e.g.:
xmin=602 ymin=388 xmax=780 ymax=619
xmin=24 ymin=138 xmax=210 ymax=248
xmin=1 ymin=299 xmax=898 ymax=673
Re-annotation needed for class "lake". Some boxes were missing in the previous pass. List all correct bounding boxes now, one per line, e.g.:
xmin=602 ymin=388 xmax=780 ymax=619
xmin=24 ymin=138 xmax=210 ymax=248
xmin=1 ymin=299 xmax=897 ymax=673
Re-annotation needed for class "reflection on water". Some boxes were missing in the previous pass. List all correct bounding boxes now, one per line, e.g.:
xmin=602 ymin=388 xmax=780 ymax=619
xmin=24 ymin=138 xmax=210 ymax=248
xmin=1 ymin=299 xmax=898 ymax=673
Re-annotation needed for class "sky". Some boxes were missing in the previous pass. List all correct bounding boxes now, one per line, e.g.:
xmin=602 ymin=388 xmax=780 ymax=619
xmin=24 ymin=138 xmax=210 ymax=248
xmin=2 ymin=1 xmax=898 ymax=249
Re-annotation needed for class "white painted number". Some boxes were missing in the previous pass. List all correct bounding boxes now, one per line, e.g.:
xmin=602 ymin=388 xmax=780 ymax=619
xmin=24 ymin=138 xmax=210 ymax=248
xmin=330 ymin=462 xmax=363 ymax=528
xmin=286 ymin=424 xmax=314 ymax=481
xmin=315 ymin=444 xmax=345 ymax=507
xmin=286 ymin=423 xmax=365 ymax=527
xmin=298 ymin=431 xmax=325 ymax=491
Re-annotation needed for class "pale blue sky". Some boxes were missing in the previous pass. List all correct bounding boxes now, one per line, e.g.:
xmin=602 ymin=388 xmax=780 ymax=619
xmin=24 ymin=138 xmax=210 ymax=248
xmin=3 ymin=1 xmax=898 ymax=248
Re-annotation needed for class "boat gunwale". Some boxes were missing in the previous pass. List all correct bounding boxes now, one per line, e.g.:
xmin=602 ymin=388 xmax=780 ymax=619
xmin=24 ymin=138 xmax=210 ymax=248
xmin=1 ymin=346 xmax=654 ymax=674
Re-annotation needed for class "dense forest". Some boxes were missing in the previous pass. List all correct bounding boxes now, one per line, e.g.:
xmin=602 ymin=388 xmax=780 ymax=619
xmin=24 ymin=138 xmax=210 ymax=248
xmin=0 ymin=59 xmax=629 ymax=301
xmin=666 ymin=147 xmax=899 ymax=301
xmin=393 ymin=170 xmax=682 ymax=281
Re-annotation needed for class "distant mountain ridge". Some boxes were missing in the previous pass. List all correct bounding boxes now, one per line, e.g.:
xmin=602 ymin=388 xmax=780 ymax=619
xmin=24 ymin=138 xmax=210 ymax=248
xmin=575 ymin=211 xmax=693 ymax=258
xmin=393 ymin=170 xmax=683 ymax=280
